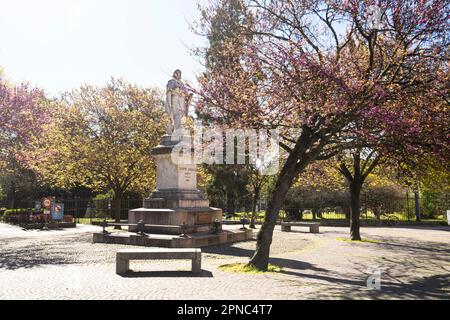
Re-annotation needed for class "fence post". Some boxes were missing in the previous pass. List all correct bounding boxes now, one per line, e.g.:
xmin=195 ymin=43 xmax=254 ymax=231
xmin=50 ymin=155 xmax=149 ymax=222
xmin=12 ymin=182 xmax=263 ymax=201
xmin=406 ymin=192 xmax=411 ymax=221
xmin=414 ymin=189 xmax=421 ymax=222
xmin=75 ymin=198 xmax=79 ymax=223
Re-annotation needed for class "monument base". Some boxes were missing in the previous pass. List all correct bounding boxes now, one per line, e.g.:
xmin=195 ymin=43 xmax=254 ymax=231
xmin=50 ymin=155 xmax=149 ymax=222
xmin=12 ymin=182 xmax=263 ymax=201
xmin=127 ymin=134 xmax=223 ymax=235
xmin=128 ymin=207 xmax=222 ymax=234
xmin=93 ymin=228 xmax=253 ymax=248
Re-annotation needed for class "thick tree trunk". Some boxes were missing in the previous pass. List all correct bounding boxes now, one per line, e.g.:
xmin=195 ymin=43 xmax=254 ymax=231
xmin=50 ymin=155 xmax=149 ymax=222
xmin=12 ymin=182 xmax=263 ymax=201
xmin=248 ymin=172 xmax=295 ymax=271
xmin=248 ymin=126 xmax=318 ymax=271
xmin=249 ymin=187 xmax=260 ymax=229
xmin=112 ymin=189 xmax=123 ymax=230
xmin=340 ymin=152 xmax=380 ymax=241
xmin=350 ymin=183 xmax=362 ymax=241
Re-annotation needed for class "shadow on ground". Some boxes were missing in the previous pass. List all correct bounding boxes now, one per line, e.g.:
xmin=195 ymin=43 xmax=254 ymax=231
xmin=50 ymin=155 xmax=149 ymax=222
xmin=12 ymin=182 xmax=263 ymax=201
xmin=0 ymin=246 xmax=75 ymax=270
xmin=203 ymin=244 xmax=255 ymax=258
xmin=119 ymin=270 xmax=214 ymax=278
xmin=310 ymin=237 xmax=450 ymax=299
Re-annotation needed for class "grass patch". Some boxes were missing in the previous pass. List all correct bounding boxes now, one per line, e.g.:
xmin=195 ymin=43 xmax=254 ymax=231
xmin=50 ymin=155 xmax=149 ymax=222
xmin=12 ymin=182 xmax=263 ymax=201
xmin=336 ymin=237 xmax=380 ymax=244
xmin=77 ymin=218 xmax=114 ymax=225
xmin=218 ymin=263 xmax=282 ymax=274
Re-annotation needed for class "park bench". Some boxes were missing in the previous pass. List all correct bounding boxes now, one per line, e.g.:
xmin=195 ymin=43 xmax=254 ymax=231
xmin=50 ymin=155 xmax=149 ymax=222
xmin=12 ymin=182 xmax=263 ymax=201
xmin=281 ymin=221 xmax=320 ymax=234
xmin=116 ymin=248 xmax=202 ymax=274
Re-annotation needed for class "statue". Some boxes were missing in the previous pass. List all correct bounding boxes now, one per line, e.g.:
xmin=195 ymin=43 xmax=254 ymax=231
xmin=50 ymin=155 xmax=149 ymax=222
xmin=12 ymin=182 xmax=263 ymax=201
xmin=165 ymin=69 xmax=193 ymax=135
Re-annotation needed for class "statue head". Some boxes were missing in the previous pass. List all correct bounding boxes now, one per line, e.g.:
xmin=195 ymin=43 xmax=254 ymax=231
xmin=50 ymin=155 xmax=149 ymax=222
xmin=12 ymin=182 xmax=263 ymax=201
xmin=173 ymin=69 xmax=182 ymax=81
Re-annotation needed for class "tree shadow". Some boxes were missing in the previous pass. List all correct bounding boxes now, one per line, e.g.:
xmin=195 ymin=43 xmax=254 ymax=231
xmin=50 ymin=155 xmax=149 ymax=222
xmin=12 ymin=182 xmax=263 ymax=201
xmin=375 ymin=240 xmax=450 ymax=255
xmin=367 ymin=274 xmax=450 ymax=299
xmin=202 ymin=244 xmax=255 ymax=258
xmin=118 ymin=270 xmax=214 ymax=278
xmin=269 ymin=257 xmax=328 ymax=273
xmin=280 ymin=270 xmax=365 ymax=287
xmin=307 ymin=236 xmax=450 ymax=299
xmin=0 ymin=246 xmax=75 ymax=270
xmin=204 ymin=244 xmax=329 ymax=274
xmin=383 ymin=225 xmax=450 ymax=232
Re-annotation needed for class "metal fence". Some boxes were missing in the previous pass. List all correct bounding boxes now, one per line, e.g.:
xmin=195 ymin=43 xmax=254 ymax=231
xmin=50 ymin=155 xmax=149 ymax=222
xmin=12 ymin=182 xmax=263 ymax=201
xmin=281 ymin=195 xmax=444 ymax=221
xmin=1 ymin=195 xmax=446 ymax=223
xmin=0 ymin=197 xmax=143 ymax=222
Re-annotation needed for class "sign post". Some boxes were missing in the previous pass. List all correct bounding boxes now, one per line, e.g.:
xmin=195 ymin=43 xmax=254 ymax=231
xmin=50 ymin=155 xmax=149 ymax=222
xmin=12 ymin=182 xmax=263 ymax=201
xmin=51 ymin=202 xmax=64 ymax=221
xmin=42 ymin=197 xmax=53 ymax=230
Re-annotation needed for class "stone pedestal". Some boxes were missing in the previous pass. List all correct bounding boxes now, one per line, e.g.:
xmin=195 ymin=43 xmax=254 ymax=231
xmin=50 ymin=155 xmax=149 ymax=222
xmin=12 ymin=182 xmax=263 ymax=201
xmin=129 ymin=135 xmax=222 ymax=234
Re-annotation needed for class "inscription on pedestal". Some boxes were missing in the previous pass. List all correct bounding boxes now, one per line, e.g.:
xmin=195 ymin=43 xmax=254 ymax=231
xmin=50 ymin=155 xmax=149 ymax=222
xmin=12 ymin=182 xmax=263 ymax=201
xmin=180 ymin=166 xmax=196 ymax=184
xmin=197 ymin=213 xmax=212 ymax=224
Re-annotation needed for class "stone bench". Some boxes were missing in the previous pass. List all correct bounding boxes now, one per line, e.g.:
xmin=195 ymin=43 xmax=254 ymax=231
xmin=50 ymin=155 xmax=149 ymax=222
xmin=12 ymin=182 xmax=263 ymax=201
xmin=116 ymin=248 xmax=202 ymax=274
xmin=281 ymin=222 xmax=320 ymax=234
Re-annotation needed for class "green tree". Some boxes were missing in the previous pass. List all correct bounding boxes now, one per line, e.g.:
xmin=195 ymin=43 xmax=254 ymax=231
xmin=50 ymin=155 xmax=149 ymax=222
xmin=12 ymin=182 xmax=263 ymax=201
xmin=26 ymin=79 xmax=166 ymax=223
xmin=196 ymin=0 xmax=255 ymax=217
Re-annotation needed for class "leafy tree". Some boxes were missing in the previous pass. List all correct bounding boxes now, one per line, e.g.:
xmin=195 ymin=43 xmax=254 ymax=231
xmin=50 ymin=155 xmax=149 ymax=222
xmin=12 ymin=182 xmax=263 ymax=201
xmin=196 ymin=0 xmax=449 ymax=270
xmin=361 ymin=185 xmax=405 ymax=218
xmin=25 ymin=79 xmax=166 ymax=223
xmin=195 ymin=0 xmax=256 ymax=217
xmin=0 ymin=185 xmax=6 ymax=204
xmin=247 ymin=165 xmax=270 ymax=228
xmin=202 ymin=164 xmax=251 ymax=215
xmin=419 ymin=163 xmax=450 ymax=218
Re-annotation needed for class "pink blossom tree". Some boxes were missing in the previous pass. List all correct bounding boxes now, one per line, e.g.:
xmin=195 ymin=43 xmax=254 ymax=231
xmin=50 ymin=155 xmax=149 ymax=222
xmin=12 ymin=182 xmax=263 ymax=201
xmin=0 ymin=81 xmax=49 ymax=207
xmin=196 ymin=0 xmax=449 ymax=270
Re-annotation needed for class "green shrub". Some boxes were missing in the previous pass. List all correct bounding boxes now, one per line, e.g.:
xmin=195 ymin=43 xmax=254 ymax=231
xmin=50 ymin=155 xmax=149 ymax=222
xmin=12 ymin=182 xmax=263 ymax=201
xmin=3 ymin=209 xmax=32 ymax=224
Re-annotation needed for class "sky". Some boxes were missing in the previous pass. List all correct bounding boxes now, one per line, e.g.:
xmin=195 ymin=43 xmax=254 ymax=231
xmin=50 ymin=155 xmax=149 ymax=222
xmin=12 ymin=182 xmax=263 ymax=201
xmin=0 ymin=0 xmax=207 ymax=96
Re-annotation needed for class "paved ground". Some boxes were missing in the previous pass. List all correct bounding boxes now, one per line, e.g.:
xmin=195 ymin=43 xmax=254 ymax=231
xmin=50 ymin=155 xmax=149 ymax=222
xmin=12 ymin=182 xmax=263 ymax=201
xmin=0 ymin=222 xmax=449 ymax=300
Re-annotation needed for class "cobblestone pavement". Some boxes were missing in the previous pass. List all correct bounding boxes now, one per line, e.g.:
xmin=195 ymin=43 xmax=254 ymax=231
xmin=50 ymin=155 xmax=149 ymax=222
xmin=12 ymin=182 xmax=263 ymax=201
xmin=0 ymin=222 xmax=449 ymax=300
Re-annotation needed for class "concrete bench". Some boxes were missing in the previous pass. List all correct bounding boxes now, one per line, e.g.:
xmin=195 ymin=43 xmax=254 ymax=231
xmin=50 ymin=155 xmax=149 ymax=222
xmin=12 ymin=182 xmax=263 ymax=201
xmin=116 ymin=248 xmax=202 ymax=274
xmin=281 ymin=222 xmax=320 ymax=234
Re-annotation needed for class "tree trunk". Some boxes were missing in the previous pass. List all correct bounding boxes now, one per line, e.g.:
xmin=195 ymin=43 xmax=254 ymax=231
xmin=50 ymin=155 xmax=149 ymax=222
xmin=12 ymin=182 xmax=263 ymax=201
xmin=248 ymin=171 xmax=295 ymax=271
xmin=317 ymin=210 xmax=323 ymax=219
xmin=312 ymin=208 xmax=319 ymax=220
xmin=286 ymin=208 xmax=299 ymax=221
xmin=343 ymin=206 xmax=351 ymax=220
xmin=9 ymin=180 xmax=16 ymax=209
xmin=414 ymin=189 xmax=421 ymax=222
xmin=350 ymin=183 xmax=362 ymax=241
xmin=226 ymin=192 xmax=235 ymax=215
xmin=112 ymin=189 xmax=123 ymax=230
xmin=249 ymin=187 xmax=260 ymax=229
xmin=248 ymin=126 xmax=317 ymax=271
xmin=299 ymin=209 xmax=304 ymax=221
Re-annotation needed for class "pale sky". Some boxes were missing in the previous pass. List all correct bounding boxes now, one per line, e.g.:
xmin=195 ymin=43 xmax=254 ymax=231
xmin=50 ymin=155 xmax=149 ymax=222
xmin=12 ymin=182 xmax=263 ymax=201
xmin=0 ymin=0 xmax=207 ymax=96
